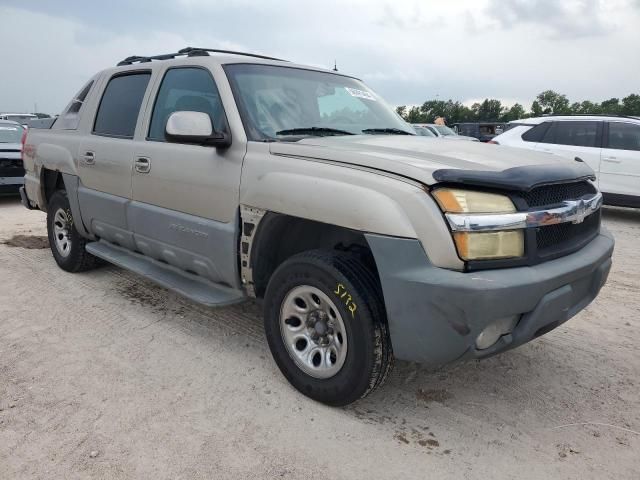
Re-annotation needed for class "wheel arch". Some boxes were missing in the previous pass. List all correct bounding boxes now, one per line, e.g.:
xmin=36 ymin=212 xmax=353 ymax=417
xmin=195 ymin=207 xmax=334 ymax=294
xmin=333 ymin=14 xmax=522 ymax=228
xmin=243 ymin=209 xmax=378 ymax=299
xmin=40 ymin=169 xmax=93 ymax=239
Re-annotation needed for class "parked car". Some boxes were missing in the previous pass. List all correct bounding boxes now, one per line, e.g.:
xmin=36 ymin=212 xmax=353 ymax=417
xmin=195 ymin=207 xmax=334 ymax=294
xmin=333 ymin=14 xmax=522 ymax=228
xmin=412 ymin=125 xmax=437 ymax=137
xmin=414 ymin=123 xmax=479 ymax=141
xmin=0 ymin=120 xmax=26 ymax=194
xmin=453 ymin=122 xmax=505 ymax=142
xmin=21 ymin=47 xmax=613 ymax=406
xmin=0 ymin=113 xmax=38 ymax=127
xmin=491 ymin=115 xmax=640 ymax=208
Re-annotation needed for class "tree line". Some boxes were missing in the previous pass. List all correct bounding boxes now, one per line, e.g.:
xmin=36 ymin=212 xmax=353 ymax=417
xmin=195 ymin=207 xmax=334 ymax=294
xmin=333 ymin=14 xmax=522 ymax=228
xmin=396 ymin=90 xmax=640 ymax=124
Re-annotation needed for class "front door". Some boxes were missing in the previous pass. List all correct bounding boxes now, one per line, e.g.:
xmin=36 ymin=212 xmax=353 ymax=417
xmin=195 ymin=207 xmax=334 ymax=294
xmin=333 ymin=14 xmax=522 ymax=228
xmin=130 ymin=66 xmax=244 ymax=289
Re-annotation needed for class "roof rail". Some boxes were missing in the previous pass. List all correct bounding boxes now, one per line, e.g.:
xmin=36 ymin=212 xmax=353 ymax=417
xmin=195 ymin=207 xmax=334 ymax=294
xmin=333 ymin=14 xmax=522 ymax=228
xmin=117 ymin=47 xmax=288 ymax=66
xmin=540 ymin=113 xmax=640 ymax=120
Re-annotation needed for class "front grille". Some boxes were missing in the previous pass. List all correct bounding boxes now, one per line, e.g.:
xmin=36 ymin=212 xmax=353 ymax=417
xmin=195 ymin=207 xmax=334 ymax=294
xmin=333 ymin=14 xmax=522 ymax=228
xmin=521 ymin=181 xmax=596 ymax=207
xmin=536 ymin=210 xmax=600 ymax=254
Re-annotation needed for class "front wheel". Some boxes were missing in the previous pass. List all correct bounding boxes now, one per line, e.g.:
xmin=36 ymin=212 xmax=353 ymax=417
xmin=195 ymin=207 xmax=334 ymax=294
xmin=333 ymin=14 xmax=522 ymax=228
xmin=264 ymin=250 xmax=393 ymax=406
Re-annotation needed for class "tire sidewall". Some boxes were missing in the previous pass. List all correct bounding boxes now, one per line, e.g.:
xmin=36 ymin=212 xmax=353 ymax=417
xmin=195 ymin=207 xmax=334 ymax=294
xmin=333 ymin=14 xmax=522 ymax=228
xmin=47 ymin=191 xmax=83 ymax=271
xmin=264 ymin=256 xmax=378 ymax=405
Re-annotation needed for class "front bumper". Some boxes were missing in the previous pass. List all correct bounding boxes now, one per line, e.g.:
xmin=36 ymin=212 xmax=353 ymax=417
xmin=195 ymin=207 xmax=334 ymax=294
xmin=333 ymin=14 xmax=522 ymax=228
xmin=365 ymin=228 xmax=614 ymax=366
xmin=0 ymin=175 xmax=24 ymax=194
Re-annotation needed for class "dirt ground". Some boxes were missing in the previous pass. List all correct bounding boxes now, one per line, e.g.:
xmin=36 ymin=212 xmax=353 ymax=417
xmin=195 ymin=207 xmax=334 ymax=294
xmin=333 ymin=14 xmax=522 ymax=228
xmin=0 ymin=195 xmax=638 ymax=479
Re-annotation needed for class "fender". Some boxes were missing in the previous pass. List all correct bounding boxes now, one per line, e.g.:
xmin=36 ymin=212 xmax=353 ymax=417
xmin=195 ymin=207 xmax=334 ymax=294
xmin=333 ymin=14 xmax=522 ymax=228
xmin=240 ymin=144 xmax=464 ymax=270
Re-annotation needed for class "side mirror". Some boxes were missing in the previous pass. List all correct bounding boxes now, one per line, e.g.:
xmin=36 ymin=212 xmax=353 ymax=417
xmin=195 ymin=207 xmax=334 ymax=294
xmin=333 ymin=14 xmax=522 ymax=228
xmin=165 ymin=111 xmax=231 ymax=148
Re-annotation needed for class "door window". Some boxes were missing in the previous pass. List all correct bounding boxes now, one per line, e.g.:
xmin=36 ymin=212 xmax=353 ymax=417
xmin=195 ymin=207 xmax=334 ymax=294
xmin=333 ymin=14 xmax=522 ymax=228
xmin=541 ymin=121 xmax=599 ymax=147
xmin=93 ymin=72 xmax=151 ymax=138
xmin=607 ymin=122 xmax=640 ymax=151
xmin=148 ymin=67 xmax=225 ymax=142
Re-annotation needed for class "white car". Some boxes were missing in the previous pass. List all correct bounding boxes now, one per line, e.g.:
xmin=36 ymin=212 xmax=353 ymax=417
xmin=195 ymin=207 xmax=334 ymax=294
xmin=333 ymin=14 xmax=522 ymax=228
xmin=492 ymin=115 xmax=640 ymax=208
xmin=412 ymin=123 xmax=479 ymax=142
xmin=0 ymin=113 xmax=38 ymax=127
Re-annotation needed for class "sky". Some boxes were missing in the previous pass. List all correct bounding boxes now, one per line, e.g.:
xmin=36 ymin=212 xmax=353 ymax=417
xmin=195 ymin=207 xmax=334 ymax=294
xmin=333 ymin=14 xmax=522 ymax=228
xmin=1 ymin=0 xmax=639 ymax=114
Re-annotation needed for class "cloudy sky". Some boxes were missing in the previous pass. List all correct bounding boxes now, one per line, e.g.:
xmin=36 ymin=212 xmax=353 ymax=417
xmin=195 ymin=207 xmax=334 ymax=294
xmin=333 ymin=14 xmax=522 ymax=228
xmin=1 ymin=0 xmax=639 ymax=114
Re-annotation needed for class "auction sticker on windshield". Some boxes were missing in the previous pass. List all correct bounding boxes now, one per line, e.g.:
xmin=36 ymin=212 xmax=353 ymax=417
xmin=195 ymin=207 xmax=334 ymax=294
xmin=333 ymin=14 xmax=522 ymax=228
xmin=345 ymin=87 xmax=376 ymax=101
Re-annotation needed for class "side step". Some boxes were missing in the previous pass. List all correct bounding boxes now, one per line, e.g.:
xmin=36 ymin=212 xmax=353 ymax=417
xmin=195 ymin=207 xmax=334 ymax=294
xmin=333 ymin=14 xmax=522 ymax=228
xmin=86 ymin=241 xmax=246 ymax=307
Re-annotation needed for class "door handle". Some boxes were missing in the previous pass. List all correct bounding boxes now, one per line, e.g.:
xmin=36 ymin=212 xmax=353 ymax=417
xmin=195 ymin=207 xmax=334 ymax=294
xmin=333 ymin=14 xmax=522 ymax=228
xmin=82 ymin=151 xmax=95 ymax=165
xmin=603 ymin=156 xmax=621 ymax=163
xmin=134 ymin=157 xmax=151 ymax=173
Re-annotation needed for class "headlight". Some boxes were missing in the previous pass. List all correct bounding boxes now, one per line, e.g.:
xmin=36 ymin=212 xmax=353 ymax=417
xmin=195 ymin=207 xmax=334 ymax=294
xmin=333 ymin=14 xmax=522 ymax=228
xmin=432 ymin=188 xmax=516 ymax=214
xmin=433 ymin=188 xmax=524 ymax=261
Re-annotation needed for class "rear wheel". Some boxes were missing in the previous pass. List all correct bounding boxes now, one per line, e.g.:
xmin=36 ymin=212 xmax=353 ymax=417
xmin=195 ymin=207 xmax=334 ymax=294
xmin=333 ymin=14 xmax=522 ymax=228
xmin=264 ymin=249 xmax=393 ymax=406
xmin=46 ymin=190 xmax=100 ymax=272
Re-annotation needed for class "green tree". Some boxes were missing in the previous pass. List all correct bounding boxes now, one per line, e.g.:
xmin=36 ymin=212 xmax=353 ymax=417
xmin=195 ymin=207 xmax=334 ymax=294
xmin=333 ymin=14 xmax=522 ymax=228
xmin=621 ymin=94 xmax=640 ymax=115
xmin=570 ymin=100 xmax=600 ymax=114
xmin=501 ymin=103 xmax=526 ymax=122
xmin=599 ymin=98 xmax=621 ymax=115
xmin=531 ymin=100 xmax=544 ymax=117
xmin=535 ymin=90 xmax=571 ymax=115
xmin=405 ymin=106 xmax=426 ymax=123
xmin=395 ymin=105 xmax=407 ymax=118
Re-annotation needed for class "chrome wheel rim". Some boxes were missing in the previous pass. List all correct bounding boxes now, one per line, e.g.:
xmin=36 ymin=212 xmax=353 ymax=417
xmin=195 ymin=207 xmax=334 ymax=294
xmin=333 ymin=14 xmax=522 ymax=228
xmin=279 ymin=285 xmax=348 ymax=379
xmin=53 ymin=208 xmax=72 ymax=258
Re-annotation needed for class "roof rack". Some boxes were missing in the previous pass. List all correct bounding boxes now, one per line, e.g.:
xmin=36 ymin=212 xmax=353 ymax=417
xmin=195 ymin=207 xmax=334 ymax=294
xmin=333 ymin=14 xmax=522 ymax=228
xmin=117 ymin=47 xmax=288 ymax=66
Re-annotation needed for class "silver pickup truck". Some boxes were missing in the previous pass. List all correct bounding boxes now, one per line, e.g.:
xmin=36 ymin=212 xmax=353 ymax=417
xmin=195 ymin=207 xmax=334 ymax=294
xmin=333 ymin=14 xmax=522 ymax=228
xmin=21 ymin=47 xmax=614 ymax=406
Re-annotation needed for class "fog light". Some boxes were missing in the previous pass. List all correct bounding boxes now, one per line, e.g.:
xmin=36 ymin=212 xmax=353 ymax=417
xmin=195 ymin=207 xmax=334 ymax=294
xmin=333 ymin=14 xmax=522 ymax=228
xmin=475 ymin=316 xmax=519 ymax=350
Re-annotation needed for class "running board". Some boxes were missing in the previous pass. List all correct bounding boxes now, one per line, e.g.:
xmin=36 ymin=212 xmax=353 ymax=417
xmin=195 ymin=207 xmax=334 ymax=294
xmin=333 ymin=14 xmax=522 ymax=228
xmin=86 ymin=241 xmax=246 ymax=307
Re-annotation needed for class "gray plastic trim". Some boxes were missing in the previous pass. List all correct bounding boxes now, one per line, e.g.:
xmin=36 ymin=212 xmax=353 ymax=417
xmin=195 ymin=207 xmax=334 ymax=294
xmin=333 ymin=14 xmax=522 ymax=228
xmin=61 ymin=174 xmax=94 ymax=239
xmin=86 ymin=240 xmax=246 ymax=307
xmin=365 ymin=229 xmax=614 ymax=365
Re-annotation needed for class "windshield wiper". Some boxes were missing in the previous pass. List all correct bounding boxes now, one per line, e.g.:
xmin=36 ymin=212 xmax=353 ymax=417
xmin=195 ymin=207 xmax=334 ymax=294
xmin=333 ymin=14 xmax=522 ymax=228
xmin=276 ymin=127 xmax=354 ymax=137
xmin=362 ymin=128 xmax=414 ymax=135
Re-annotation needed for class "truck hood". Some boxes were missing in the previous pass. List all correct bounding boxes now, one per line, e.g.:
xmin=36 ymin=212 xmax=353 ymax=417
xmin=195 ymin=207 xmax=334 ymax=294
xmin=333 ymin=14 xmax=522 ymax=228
xmin=269 ymin=135 xmax=589 ymax=187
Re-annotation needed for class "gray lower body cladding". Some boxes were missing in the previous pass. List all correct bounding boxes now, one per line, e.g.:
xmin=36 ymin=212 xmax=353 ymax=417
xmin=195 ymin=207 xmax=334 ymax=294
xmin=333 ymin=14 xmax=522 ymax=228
xmin=365 ymin=229 xmax=614 ymax=366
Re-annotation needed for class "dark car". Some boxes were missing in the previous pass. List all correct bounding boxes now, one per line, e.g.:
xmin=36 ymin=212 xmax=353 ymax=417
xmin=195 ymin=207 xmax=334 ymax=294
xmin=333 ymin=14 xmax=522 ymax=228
xmin=454 ymin=122 xmax=505 ymax=142
xmin=0 ymin=120 xmax=25 ymax=194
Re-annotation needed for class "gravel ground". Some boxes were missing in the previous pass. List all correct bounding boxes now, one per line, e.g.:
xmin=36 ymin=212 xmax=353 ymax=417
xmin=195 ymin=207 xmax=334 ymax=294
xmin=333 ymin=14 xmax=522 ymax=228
xmin=0 ymin=196 xmax=638 ymax=479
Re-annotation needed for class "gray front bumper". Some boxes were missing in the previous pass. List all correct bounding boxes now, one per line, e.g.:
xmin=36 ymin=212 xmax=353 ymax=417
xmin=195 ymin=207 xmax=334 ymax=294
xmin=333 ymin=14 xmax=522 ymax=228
xmin=366 ymin=229 xmax=614 ymax=366
xmin=0 ymin=176 xmax=24 ymax=185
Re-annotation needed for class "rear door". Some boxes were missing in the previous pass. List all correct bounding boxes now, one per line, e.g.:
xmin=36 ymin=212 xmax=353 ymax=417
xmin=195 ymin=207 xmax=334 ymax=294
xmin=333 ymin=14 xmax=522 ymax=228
xmin=599 ymin=121 xmax=640 ymax=199
xmin=77 ymin=71 xmax=152 ymax=250
xmin=534 ymin=121 xmax=603 ymax=176
xmin=130 ymin=66 xmax=244 ymax=289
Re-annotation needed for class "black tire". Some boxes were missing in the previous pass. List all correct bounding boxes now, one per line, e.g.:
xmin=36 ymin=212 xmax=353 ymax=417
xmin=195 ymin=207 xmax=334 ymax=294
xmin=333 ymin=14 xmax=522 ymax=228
xmin=46 ymin=190 xmax=100 ymax=272
xmin=264 ymin=249 xmax=393 ymax=406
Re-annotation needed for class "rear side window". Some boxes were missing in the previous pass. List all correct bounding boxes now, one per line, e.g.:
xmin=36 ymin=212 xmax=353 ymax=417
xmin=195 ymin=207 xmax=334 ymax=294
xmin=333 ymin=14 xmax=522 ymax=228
xmin=541 ymin=121 xmax=599 ymax=147
xmin=148 ymin=67 xmax=225 ymax=142
xmin=521 ymin=122 xmax=550 ymax=142
xmin=607 ymin=122 xmax=640 ymax=151
xmin=58 ymin=80 xmax=94 ymax=130
xmin=94 ymin=72 xmax=151 ymax=138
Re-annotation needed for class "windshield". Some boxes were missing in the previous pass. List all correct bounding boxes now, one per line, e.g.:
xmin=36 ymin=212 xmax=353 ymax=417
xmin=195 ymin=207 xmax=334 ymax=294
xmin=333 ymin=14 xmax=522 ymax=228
xmin=224 ymin=64 xmax=413 ymax=140
xmin=434 ymin=125 xmax=457 ymax=136
xmin=0 ymin=124 xmax=24 ymax=143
